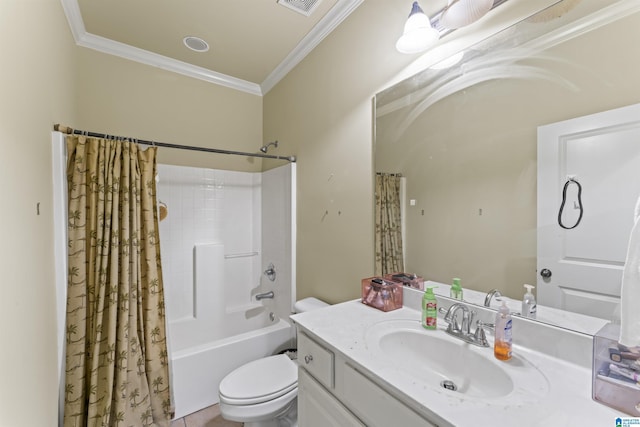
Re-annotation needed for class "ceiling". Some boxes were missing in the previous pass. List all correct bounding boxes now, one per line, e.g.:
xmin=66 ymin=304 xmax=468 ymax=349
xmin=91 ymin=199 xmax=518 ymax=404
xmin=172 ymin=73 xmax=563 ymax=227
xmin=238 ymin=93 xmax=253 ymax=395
xmin=61 ymin=0 xmax=366 ymax=96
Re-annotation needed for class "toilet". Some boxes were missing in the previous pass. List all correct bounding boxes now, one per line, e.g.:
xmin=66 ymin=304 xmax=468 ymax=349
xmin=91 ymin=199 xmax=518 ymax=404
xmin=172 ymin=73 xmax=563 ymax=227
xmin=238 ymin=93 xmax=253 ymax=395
xmin=218 ymin=297 xmax=329 ymax=427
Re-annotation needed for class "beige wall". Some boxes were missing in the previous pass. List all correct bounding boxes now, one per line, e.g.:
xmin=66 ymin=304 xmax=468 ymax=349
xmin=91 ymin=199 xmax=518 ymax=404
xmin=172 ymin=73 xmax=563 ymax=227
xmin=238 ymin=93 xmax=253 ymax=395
xmin=264 ymin=0 xmax=559 ymax=304
xmin=264 ymin=1 xmax=415 ymax=304
xmin=0 ymin=1 xmax=77 ymax=425
xmin=75 ymin=48 xmax=264 ymax=172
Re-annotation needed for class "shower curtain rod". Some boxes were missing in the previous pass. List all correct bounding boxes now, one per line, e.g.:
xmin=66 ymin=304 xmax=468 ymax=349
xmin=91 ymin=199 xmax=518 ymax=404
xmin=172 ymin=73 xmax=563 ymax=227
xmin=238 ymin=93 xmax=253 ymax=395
xmin=53 ymin=124 xmax=296 ymax=163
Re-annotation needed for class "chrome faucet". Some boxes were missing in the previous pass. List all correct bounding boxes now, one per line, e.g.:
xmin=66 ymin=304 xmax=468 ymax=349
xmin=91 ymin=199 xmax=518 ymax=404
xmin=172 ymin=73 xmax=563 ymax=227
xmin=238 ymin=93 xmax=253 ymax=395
xmin=256 ymin=291 xmax=274 ymax=301
xmin=444 ymin=303 xmax=473 ymax=335
xmin=443 ymin=303 xmax=490 ymax=347
xmin=484 ymin=289 xmax=502 ymax=307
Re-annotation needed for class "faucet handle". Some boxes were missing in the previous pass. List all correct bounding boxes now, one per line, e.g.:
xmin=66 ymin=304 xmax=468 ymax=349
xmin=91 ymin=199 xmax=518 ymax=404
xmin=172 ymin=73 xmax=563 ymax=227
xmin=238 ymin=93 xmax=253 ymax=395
xmin=476 ymin=320 xmax=494 ymax=329
xmin=473 ymin=321 xmax=493 ymax=347
xmin=468 ymin=310 xmax=476 ymax=329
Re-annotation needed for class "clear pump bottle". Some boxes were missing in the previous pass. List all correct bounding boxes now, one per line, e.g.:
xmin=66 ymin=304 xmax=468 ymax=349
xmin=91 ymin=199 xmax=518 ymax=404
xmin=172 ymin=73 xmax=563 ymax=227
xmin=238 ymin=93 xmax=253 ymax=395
xmin=521 ymin=284 xmax=537 ymax=319
xmin=494 ymin=300 xmax=512 ymax=361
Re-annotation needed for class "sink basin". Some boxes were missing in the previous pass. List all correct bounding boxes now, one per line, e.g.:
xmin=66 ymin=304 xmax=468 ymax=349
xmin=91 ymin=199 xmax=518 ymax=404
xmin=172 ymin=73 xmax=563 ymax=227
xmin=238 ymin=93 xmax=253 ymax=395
xmin=365 ymin=319 xmax=549 ymax=401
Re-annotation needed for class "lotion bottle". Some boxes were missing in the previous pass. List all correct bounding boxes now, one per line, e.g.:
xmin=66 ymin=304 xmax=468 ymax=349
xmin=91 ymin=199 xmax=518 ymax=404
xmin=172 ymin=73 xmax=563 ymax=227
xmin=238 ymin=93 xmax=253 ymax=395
xmin=494 ymin=300 xmax=512 ymax=361
xmin=521 ymin=284 xmax=537 ymax=319
xmin=422 ymin=287 xmax=437 ymax=330
xmin=450 ymin=277 xmax=463 ymax=300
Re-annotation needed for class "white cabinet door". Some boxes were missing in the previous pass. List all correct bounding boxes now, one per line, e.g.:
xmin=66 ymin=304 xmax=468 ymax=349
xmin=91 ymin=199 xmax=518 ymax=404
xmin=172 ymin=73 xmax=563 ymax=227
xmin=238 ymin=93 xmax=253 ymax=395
xmin=537 ymin=102 xmax=640 ymax=319
xmin=340 ymin=363 xmax=437 ymax=427
xmin=298 ymin=368 xmax=364 ymax=427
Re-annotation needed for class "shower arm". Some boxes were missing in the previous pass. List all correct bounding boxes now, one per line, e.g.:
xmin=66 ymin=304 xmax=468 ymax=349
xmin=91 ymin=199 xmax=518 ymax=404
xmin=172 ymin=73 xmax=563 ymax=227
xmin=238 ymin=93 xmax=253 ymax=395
xmin=260 ymin=141 xmax=279 ymax=153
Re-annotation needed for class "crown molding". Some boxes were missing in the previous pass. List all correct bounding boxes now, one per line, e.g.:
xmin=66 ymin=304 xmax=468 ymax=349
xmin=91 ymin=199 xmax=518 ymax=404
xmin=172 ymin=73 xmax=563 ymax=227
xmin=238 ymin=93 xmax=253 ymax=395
xmin=61 ymin=0 xmax=262 ymax=95
xmin=60 ymin=0 xmax=363 ymax=97
xmin=260 ymin=0 xmax=365 ymax=94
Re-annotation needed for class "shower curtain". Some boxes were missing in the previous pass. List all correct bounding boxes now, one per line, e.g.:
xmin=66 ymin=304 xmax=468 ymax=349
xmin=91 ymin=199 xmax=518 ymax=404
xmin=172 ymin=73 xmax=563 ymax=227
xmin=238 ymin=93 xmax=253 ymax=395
xmin=375 ymin=173 xmax=404 ymax=276
xmin=63 ymin=135 xmax=171 ymax=426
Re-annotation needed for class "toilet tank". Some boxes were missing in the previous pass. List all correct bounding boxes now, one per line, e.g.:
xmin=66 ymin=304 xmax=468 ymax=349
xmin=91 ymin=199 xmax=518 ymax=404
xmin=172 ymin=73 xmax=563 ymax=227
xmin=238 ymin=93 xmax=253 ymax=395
xmin=294 ymin=297 xmax=328 ymax=313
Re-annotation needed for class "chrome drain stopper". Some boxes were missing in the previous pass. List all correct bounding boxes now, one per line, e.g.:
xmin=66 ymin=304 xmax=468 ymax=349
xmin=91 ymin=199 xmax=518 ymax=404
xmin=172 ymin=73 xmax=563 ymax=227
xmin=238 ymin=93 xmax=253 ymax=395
xmin=440 ymin=380 xmax=457 ymax=391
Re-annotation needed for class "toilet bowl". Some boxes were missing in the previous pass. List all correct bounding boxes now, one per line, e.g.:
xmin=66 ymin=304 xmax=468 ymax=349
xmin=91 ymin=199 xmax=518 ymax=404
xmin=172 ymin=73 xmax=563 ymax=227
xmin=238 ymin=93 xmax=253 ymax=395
xmin=218 ymin=297 xmax=328 ymax=427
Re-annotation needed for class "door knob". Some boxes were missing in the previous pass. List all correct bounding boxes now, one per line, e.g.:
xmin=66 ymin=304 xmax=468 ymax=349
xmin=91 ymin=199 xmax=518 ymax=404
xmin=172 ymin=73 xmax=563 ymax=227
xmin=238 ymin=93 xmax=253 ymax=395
xmin=540 ymin=268 xmax=552 ymax=279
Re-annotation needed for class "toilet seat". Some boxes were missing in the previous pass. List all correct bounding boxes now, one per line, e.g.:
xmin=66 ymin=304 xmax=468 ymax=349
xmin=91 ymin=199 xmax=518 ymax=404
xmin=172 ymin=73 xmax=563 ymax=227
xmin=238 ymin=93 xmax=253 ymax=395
xmin=219 ymin=354 xmax=298 ymax=406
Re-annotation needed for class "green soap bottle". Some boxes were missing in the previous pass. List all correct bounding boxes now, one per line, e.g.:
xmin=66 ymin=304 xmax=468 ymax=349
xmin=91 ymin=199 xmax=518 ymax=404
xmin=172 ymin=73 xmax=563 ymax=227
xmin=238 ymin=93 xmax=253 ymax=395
xmin=422 ymin=287 xmax=437 ymax=329
xmin=450 ymin=277 xmax=463 ymax=300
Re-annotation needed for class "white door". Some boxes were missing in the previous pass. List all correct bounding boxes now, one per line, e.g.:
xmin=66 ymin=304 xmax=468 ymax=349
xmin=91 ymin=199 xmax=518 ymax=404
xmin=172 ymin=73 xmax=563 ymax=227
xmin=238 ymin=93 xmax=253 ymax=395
xmin=537 ymin=103 xmax=640 ymax=320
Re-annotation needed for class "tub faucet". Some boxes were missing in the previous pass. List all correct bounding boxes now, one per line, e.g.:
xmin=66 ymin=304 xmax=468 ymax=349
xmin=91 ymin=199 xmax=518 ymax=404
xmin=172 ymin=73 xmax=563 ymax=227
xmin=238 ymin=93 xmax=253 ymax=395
xmin=484 ymin=289 xmax=502 ymax=307
xmin=256 ymin=291 xmax=274 ymax=301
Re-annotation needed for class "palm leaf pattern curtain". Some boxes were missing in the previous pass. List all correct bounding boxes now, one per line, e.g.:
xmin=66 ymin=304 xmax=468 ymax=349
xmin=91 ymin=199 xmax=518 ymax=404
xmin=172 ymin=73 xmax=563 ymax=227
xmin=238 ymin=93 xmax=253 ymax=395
xmin=375 ymin=173 xmax=405 ymax=276
xmin=64 ymin=135 xmax=171 ymax=427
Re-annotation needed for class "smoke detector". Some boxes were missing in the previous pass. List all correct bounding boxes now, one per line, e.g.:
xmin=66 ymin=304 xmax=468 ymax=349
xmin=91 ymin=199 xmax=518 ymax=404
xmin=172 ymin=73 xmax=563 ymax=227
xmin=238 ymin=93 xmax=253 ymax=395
xmin=277 ymin=0 xmax=322 ymax=17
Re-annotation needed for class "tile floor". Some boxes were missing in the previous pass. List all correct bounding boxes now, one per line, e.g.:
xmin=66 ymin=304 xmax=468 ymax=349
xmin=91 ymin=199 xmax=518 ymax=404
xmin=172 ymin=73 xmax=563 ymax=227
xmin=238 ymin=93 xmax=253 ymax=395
xmin=170 ymin=404 xmax=242 ymax=427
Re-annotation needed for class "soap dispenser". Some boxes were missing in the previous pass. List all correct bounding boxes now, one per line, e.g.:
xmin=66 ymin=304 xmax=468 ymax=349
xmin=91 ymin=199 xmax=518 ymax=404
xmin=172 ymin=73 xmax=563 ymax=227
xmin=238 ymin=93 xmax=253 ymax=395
xmin=521 ymin=284 xmax=537 ymax=319
xmin=494 ymin=300 xmax=512 ymax=361
xmin=422 ymin=287 xmax=437 ymax=330
xmin=450 ymin=277 xmax=463 ymax=300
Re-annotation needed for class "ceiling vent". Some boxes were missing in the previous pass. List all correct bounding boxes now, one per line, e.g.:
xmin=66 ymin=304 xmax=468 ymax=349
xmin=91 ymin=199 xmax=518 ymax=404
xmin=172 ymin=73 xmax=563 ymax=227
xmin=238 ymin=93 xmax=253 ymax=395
xmin=277 ymin=0 xmax=322 ymax=17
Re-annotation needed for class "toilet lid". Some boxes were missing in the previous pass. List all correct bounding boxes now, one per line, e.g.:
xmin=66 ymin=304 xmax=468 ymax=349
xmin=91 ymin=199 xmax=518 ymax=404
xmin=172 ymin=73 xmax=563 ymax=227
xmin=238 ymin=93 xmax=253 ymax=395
xmin=219 ymin=354 xmax=298 ymax=405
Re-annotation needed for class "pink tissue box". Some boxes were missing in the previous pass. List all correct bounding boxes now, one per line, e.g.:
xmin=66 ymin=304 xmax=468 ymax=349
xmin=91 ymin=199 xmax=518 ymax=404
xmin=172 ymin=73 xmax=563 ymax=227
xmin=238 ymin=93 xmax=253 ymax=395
xmin=383 ymin=272 xmax=424 ymax=291
xmin=361 ymin=277 xmax=403 ymax=312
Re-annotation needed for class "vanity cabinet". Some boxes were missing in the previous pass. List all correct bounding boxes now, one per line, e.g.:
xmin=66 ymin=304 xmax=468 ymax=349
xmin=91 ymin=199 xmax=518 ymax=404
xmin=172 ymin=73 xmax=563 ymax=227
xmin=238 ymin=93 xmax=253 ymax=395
xmin=298 ymin=369 xmax=364 ymax=427
xmin=297 ymin=330 xmax=438 ymax=427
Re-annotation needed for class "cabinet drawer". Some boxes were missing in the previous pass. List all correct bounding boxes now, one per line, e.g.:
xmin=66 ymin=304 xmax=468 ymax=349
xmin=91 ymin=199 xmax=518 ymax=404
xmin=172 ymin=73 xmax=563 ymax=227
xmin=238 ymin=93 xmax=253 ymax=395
xmin=298 ymin=332 xmax=334 ymax=389
xmin=342 ymin=364 xmax=435 ymax=427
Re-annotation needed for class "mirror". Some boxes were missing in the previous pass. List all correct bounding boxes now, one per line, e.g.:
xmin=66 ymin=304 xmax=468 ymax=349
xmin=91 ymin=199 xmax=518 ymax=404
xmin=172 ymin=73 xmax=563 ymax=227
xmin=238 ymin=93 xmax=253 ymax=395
xmin=374 ymin=0 xmax=640 ymax=333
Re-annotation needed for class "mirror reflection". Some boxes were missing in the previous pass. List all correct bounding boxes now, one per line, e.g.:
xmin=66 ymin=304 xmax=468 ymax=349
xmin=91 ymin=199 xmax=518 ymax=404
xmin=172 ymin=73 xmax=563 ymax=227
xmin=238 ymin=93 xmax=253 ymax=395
xmin=375 ymin=0 xmax=640 ymax=333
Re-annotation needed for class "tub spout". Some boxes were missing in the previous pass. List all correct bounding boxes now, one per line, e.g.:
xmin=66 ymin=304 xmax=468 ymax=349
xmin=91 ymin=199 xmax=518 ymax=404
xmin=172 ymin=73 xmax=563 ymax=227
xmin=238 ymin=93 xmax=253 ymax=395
xmin=256 ymin=291 xmax=275 ymax=301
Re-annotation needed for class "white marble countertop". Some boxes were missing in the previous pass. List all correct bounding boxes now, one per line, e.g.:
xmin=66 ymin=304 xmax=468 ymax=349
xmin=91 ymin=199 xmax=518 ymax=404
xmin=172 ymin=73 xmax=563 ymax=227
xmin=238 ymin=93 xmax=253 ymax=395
xmin=292 ymin=298 xmax=622 ymax=427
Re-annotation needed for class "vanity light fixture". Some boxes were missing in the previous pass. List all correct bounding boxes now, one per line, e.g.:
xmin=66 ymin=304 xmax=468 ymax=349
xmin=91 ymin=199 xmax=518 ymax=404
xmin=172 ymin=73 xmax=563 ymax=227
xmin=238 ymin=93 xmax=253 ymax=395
xmin=396 ymin=1 xmax=439 ymax=54
xmin=439 ymin=0 xmax=494 ymax=30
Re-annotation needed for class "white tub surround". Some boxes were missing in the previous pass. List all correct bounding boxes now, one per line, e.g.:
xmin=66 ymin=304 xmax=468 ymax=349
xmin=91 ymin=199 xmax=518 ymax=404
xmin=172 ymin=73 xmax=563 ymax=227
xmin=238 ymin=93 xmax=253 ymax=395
xmin=157 ymin=163 xmax=296 ymax=419
xmin=291 ymin=293 xmax=620 ymax=426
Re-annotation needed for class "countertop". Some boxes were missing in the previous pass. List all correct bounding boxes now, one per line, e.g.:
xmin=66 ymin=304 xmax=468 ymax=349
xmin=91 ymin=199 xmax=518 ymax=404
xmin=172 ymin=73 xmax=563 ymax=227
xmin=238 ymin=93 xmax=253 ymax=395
xmin=292 ymin=299 xmax=622 ymax=427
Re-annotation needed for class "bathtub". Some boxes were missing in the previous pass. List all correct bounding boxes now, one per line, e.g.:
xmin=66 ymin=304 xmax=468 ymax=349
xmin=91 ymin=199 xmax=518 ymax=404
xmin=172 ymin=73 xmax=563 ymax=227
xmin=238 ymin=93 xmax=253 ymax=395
xmin=171 ymin=317 xmax=293 ymax=419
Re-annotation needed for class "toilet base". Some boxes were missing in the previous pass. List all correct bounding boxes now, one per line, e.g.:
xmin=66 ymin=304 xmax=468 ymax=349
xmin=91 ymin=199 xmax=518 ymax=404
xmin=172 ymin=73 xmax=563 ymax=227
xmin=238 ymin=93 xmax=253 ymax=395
xmin=221 ymin=396 xmax=297 ymax=427
xmin=244 ymin=402 xmax=297 ymax=427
